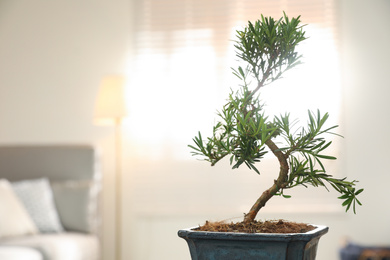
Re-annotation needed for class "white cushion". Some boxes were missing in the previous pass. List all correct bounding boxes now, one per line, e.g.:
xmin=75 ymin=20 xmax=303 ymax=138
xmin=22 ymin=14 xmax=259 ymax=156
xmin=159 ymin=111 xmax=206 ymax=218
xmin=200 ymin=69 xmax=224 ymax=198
xmin=0 ymin=233 xmax=100 ymax=260
xmin=12 ymin=178 xmax=64 ymax=233
xmin=0 ymin=246 xmax=42 ymax=260
xmin=51 ymin=180 xmax=100 ymax=233
xmin=0 ymin=179 xmax=38 ymax=238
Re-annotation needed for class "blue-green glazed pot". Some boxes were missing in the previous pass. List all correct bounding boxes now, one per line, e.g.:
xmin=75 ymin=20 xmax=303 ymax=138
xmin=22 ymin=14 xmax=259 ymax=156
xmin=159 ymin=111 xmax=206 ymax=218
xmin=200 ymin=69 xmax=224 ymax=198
xmin=178 ymin=225 xmax=328 ymax=260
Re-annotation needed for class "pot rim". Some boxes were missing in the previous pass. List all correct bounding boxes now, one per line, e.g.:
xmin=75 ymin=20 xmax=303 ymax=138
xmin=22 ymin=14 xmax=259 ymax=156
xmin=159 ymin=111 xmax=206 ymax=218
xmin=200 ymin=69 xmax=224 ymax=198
xmin=178 ymin=224 xmax=329 ymax=242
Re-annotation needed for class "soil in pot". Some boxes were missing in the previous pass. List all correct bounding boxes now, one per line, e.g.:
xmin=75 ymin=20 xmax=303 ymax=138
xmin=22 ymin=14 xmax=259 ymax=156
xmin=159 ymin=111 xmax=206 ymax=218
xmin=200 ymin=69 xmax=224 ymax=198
xmin=195 ymin=219 xmax=316 ymax=234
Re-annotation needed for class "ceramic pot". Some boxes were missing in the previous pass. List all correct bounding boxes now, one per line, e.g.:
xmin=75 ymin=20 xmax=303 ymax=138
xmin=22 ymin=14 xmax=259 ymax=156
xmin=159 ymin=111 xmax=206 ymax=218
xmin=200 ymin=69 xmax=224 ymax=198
xmin=178 ymin=225 xmax=328 ymax=260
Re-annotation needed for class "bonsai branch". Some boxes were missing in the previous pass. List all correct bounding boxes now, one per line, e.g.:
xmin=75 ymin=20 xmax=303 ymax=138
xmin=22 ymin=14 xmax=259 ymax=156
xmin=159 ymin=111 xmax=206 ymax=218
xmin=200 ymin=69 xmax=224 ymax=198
xmin=244 ymin=139 xmax=289 ymax=223
xmin=248 ymin=68 xmax=271 ymax=101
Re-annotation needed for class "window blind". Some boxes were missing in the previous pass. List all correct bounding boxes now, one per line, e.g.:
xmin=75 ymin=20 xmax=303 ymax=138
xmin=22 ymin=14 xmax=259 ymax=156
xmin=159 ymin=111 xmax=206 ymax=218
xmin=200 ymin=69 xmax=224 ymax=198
xmin=127 ymin=0 xmax=340 ymax=160
xmin=132 ymin=0 xmax=336 ymax=50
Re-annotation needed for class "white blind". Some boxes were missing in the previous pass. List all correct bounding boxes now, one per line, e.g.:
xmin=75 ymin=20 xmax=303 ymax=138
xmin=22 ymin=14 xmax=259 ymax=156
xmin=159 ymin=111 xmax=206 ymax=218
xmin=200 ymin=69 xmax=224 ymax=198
xmin=126 ymin=0 xmax=340 ymax=160
xmin=132 ymin=0 xmax=336 ymax=50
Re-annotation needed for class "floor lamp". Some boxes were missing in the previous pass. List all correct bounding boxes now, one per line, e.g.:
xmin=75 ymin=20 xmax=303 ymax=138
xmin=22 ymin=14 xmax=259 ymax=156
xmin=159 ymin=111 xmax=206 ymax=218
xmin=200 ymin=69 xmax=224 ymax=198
xmin=94 ymin=75 xmax=127 ymax=260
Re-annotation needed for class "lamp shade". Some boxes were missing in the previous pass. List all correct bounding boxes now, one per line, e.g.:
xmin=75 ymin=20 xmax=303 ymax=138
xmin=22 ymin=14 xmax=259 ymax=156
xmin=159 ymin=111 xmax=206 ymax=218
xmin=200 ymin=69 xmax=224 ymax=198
xmin=95 ymin=75 xmax=127 ymax=120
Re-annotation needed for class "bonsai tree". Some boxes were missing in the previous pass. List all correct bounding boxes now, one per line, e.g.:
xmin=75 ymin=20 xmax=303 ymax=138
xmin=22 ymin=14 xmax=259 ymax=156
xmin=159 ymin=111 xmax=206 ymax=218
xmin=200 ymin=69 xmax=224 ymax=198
xmin=189 ymin=12 xmax=363 ymax=224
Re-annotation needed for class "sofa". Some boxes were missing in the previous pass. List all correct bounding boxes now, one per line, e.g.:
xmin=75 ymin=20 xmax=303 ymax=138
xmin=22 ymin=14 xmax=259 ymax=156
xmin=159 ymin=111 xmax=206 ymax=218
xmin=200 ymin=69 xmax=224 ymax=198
xmin=0 ymin=145 xmax=101 ymax=260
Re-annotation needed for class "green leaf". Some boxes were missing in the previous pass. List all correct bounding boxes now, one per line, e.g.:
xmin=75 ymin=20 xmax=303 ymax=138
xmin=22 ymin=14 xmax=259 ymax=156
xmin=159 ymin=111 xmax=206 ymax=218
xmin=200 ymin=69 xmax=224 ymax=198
xmin=229 ymin=155 xmax=234 ymax=165
xmin=188 ymin=145 xmax=201 ymax=152
xmin=231 ymin=68 xmax=243 ymax=80
xmin=318 ymin=141 xmax=332 ymax=152
xmin=316 ymin=154 xmax=337 ymax=160
xmin=342 ymin=197 xmax=353 ymax=207
xmin=238 ymin=66 xmax=245 ymax=78
xmin=338 ymin=194 xmax=349 ymax=200
xmin=314 ymin=156 xmax=325 ymax=172
xmin=355 ymin=188 xmax=364 ymax=196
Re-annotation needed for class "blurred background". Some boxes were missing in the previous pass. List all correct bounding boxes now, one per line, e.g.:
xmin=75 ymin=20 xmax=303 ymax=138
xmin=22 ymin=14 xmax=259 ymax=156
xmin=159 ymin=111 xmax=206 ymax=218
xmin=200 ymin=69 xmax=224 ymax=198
xmin=0 ymin=0 xmax=389 ymax=259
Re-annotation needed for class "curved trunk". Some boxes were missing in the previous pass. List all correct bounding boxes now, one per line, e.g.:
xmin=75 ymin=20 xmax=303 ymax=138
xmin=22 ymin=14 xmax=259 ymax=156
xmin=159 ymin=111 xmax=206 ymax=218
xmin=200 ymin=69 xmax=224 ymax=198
xmin=244 ymin=139 xmax=289 ymax=223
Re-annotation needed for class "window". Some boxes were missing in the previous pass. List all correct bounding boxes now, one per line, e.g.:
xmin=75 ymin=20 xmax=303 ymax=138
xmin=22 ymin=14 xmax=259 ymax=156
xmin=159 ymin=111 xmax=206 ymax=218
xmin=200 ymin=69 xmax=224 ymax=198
xmin=126 ymin=0 xmax=340 ymax=160
xmin=125 ymin=0 xmax=342 ymax=215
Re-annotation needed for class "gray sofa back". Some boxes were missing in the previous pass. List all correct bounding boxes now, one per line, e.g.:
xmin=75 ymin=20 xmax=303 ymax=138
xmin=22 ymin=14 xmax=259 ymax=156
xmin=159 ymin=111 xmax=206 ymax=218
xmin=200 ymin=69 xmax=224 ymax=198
xmin=0 ymin=145 xmax=101 ymax=234
xmin=0 ymin=145 xmax=99 ymax=181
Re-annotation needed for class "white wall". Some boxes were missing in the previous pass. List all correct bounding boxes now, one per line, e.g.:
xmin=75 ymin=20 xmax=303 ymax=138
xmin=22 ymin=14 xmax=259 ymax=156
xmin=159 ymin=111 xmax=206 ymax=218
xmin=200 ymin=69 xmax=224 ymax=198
xmin=339 ymin=0 xmax=390 ymax=244
xmin=0 ymin=1 xmax=389 ymax=260
xmin=0 ymin=1 xmax=130 ymax=259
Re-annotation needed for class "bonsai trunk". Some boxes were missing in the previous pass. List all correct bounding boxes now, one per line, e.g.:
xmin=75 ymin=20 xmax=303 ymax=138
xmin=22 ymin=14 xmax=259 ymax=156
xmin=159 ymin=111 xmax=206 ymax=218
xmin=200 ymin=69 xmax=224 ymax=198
xmin=244 ymin=139 xmax=289 ymax=223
